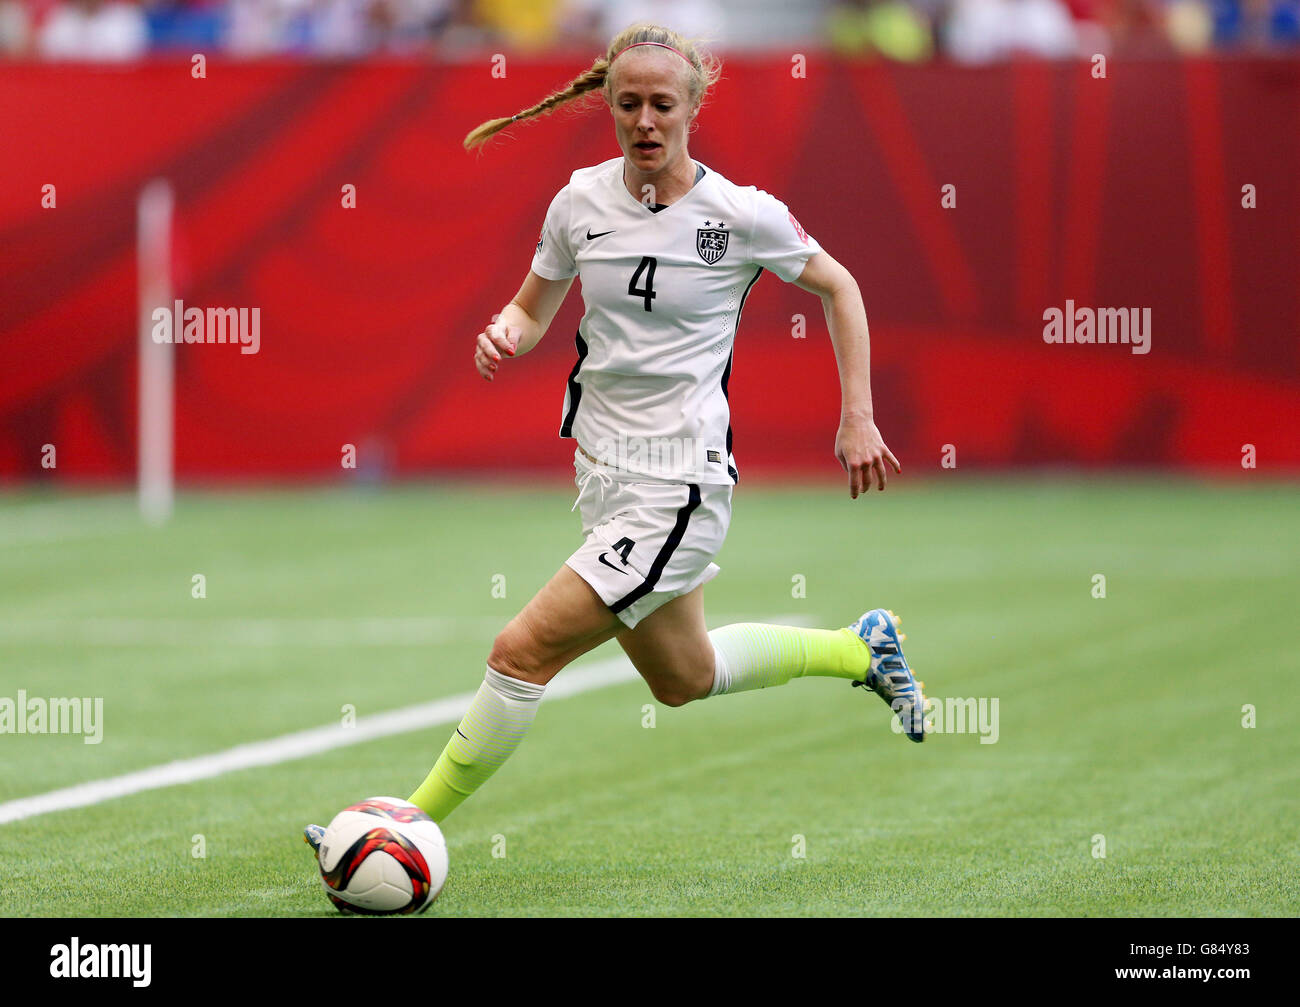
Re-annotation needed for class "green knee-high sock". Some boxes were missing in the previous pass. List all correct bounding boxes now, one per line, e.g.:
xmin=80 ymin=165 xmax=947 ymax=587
xmin=408 ymin=666 xmax=545 ymax=822
xmin=706 ymin=623 xmax=868 ymax=696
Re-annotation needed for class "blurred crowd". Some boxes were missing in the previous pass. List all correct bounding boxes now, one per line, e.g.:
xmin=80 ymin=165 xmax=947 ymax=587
xmin=1 ymin=0 xmax=1297 ymax=60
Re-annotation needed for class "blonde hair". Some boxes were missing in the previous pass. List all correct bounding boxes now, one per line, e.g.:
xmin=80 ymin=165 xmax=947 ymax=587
xmin=463 ymin=23 xmax=722 ymax=150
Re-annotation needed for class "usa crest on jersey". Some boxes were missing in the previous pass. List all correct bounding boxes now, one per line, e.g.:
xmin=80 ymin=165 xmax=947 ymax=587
xmin=696 ymin=227 xmax=729 ymax=265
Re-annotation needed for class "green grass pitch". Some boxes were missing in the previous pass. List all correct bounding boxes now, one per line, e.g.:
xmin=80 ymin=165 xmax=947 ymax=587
xmin=1 ymin=477 xmax=1296 ymax=917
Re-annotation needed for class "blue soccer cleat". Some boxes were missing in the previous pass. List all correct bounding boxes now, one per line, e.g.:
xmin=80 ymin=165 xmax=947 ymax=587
xmin=848 ymin=608 xmax=931 ymax=742
xmin=303 ymin=823 xmax=326 ymax=852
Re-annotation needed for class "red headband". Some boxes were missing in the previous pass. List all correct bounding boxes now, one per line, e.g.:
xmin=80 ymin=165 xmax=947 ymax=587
xmin=612 ymin=41 xmax=693 ymax=65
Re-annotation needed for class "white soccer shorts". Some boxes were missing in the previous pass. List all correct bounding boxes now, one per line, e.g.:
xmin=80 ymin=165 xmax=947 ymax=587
xmin=565 ymin=447 xmax=731 ymax=629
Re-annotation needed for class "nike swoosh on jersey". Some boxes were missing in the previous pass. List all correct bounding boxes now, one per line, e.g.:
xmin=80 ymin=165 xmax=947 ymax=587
xmin=586 ymin=229 xmax=616 ymax=240
xmin=597 ymin=552 xmax=629 ymax=575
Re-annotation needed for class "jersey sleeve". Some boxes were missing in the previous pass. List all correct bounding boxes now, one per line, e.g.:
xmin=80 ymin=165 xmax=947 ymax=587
xmin=530 ymin=185 xmax=577 ymax=280
xmin=749 ymin=190 xmax=821 ymax=283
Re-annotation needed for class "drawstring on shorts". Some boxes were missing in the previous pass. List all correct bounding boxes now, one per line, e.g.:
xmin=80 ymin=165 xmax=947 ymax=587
xmin=571 ymin=461 xmax=615 ymax=512
xmin=572 ymin=459 xmax=616 ymax=517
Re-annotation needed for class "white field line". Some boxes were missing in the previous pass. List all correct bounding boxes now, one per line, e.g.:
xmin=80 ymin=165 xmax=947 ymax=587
xmin=0 ymin=656 xmax=637 ymax=826
xmin=0 ymin=613 xmax=811 ymax=825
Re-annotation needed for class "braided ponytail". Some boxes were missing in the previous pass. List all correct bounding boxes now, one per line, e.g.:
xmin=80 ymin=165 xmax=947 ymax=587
xmin=463 ymin=23 xmax=721 ymax=151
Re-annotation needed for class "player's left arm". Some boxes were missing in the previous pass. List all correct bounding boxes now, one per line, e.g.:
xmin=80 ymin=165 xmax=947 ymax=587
xmin=793 ymin=250 xmax=901 ymax=498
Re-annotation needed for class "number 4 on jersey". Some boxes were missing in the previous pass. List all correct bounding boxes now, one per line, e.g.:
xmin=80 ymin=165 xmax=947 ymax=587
xmin=628 ymin=256 xmax=657 ymax=312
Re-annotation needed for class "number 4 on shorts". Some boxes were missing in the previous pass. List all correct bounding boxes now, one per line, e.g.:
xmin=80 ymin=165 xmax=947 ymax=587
xmin=612 ymin=537 xmax=635 ymax=564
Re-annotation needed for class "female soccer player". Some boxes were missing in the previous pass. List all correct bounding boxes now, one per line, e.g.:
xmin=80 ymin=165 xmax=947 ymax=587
xmin=307 ymin=24 xmax=930 ymax=848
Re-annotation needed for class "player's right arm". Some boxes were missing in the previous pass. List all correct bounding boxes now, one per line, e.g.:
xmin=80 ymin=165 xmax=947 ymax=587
xmin=477 ymin=183 xmax=578 ymax=381
xmin=475 ymin=270 xmax=574 ymax=381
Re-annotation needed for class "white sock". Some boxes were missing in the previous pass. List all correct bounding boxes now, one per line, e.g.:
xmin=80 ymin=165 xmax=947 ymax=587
xmin=707 ymin=639 xmax=732 ymax=697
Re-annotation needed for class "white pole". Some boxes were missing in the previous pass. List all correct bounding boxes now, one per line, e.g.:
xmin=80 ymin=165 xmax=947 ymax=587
xmin=137 ymin=179 xmax=174 ymax=525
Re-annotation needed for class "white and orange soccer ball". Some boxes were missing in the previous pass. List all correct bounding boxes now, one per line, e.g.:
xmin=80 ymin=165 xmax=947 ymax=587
xmin=315 ymin=797 xmax=448 ymax=914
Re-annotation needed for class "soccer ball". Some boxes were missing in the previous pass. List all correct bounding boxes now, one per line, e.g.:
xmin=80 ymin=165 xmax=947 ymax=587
xmin=316 ymin=797 xmax=448 ymax=914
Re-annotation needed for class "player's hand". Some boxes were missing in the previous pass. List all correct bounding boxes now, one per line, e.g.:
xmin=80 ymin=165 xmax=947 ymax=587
xmin=835 ymin=416 xmax=901 ymax=498
xmin=474 ymin=317 xmax=521 ymax=382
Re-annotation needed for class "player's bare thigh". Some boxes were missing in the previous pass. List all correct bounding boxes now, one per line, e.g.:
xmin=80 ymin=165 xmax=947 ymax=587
xmin=617 ymin=584 xmax=715 ymax=708
xmin=488 ymin=565 xmax=623 ymax=686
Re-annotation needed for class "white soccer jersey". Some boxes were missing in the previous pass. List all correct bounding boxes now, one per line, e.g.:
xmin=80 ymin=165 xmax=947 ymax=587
xmin=530 ymin=157 xmax=822 ymax=485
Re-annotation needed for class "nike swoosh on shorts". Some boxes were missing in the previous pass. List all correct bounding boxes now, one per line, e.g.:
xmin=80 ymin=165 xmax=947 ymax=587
xmin=597 ymin=552 xmax=629 ymax=575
